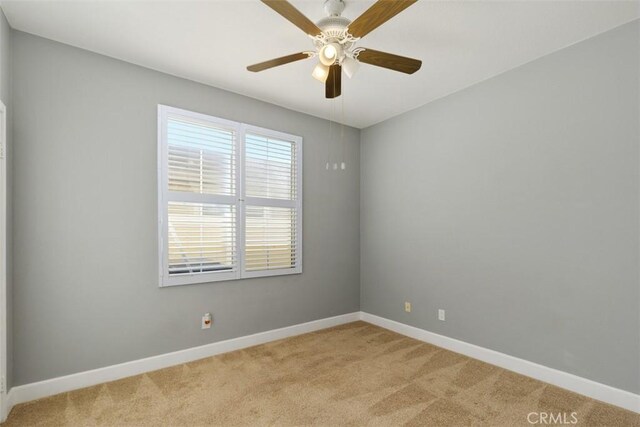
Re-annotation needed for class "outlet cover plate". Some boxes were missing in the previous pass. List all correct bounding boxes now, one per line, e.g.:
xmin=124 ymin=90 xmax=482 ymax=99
xmin=201 ymin=314 xmax=212 ymax=329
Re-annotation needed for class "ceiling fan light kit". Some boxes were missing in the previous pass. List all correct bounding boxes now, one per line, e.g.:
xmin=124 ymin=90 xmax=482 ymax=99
xmin=248 ymin=0 xmax=422 ymax=99
xmin=318 ymin=43 xmax=342 ymax=66
xmin=312 ymin=62 xmax=330 ymax=82
xmin=342 ymin=56 xmax=359 ymax=79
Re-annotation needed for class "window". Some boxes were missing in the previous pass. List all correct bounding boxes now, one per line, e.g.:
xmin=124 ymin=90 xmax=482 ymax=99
xmin=158 ymin=105 xmax=302 ymax=286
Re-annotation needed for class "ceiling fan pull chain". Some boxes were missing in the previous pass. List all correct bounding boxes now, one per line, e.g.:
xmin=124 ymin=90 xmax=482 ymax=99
xmin=326 ymin=99 xmax=333 ymax=171
xmin=332 ymin=94 xmax=338 ymax=171
xmin=340 ymin=90 xmax=346 ymax=171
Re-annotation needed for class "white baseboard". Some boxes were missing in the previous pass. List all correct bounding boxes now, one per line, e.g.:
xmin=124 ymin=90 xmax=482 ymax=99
xmin=0 ymin=391 xmax=7 ymax=423
xmin=3 ymin=389 xmax=14 ymax=422
xmin=360 ymin=312 xmax=640 ymax=414
xmin=6 ymin=312 xmax=360 ymax=415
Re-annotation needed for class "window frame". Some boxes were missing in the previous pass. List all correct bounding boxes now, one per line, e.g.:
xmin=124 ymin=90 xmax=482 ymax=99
xmin=157 ymin=105 xmax=303 ymax=287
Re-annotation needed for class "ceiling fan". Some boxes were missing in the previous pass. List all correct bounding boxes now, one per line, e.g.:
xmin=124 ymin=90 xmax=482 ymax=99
xmin=247 ymin=0 xmax=422 ymax=99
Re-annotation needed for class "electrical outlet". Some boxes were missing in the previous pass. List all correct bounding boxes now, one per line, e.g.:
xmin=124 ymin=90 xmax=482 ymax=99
xmin=201 ymin=313 xmax=212 ymax=329
xmin=438 ymin=309 xmax=445 ymax=321
xmin=405 ymin=302 xmax=411 ymax=313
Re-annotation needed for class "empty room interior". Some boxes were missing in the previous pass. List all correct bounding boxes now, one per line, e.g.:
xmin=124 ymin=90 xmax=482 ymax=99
xmin=0 ymin=0 xmax=638 ymax=425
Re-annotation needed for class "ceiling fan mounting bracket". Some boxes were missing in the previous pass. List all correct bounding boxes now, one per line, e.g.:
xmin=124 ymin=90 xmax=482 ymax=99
xmin=324 ymin=0 xmax=346 ymax=17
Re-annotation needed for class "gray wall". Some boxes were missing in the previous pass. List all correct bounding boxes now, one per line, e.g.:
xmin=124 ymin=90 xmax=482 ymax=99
xmin=11 ymin=31 xmax=360 ymax=386
xmin=0 ymin=7 xmax=12 ymax=389
xmin=361 ymin=20 xmax=639 ymax=394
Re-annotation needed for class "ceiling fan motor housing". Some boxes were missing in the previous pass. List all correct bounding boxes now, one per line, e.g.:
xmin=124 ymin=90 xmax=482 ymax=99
xmin=316 ymin=16 xmax=351 ymax=37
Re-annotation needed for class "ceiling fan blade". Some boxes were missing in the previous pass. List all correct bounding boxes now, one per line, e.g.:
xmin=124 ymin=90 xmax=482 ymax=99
xmin=357 ymin=48 xmax=422 ymax=74
xmin=247 ymin=52 xmax=312 ymax=72
xmin=347 ymin=0 xmax=418 ymax=39
xmin=261 ymin=0 xmax=322 ymax=36
xmin=326 ymin=64 xmax=342 ymax=99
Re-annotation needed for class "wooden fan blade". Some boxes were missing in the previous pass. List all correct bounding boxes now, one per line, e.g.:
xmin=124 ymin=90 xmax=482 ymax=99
xmin=357 ymin=48 xmax=422 ymax=74
xmin=247 ymin=52 xmax=312 ymax=72
xmin=326 ymin=64 xmax=342 ymax=99
xmin=261 ymin=0 xmax=322 ymax=36
xmin=347 ymin=0 xmax=417 ymax=38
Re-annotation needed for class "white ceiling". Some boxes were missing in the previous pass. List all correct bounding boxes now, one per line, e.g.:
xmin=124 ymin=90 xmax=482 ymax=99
xmin=2 ymin=1 xmax=638 ymax=128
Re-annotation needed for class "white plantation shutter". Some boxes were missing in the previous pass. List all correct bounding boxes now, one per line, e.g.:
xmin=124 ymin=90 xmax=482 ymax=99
xmin=243 ymin=130 xmax=301 ymax=275
xmin=245 ymin=206 xmax=298 ymax=271
xmin=158 ymin=106 xmax=302 ymax=286
xmin=245 ymin=133 xmax=297 ymax=200
xmin=167 ymin=117 xmax=236 ymax=196
xmin=159 ymin=107 xmax=241 ymax=285
xmin=167 ymin=202 xmax=236 ymax=275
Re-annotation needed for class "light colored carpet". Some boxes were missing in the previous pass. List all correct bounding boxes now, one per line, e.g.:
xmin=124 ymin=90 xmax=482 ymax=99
xmin=4 ymin=321 xmax=639 ymax=426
